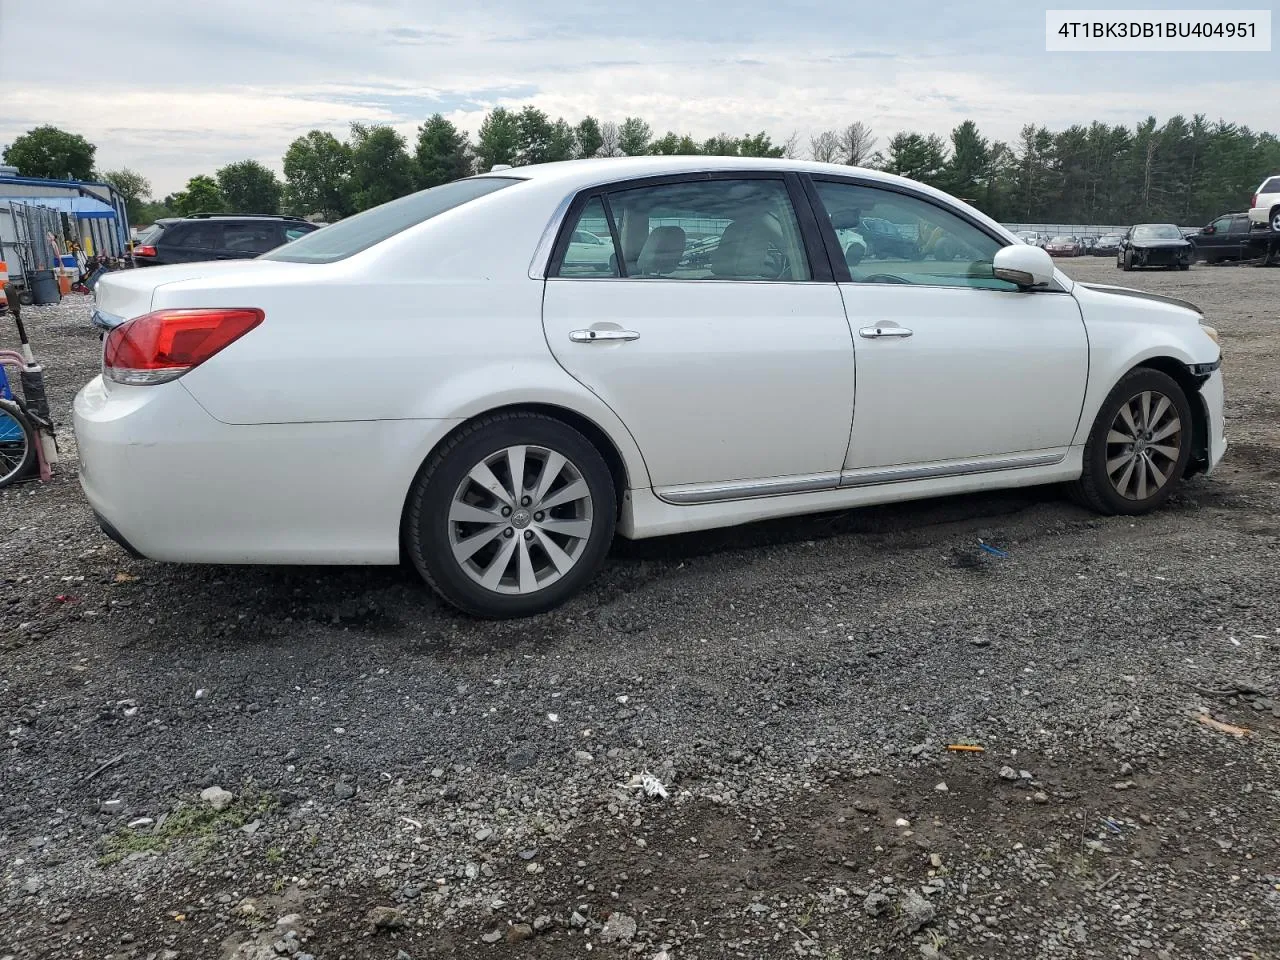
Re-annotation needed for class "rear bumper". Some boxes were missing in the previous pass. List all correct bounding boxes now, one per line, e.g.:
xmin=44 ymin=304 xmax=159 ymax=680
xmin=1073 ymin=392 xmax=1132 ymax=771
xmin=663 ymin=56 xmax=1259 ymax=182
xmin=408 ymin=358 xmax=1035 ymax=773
xmin=91 ymin=308 xmax=124 ymax=332
xmin=73 ymin=375 xmax=461 ymax=564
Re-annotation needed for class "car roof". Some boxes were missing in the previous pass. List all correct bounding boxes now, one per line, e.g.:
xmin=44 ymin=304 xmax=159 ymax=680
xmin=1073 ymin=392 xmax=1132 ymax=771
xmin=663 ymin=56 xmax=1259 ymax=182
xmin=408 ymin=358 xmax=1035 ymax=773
xmin=476 ymin=155 xmax=938 ymax=195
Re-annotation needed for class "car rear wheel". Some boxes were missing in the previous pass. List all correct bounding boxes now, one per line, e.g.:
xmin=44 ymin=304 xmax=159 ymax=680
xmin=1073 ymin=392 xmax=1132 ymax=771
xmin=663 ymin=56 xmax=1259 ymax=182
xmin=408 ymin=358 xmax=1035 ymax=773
xmin=1068 ymin=368 xmax=1193 ymax=516
xmin=406 ymin=412 xmax=616 ymax=618
xmin=1121 ymin=250 xmax=1133 ymax=271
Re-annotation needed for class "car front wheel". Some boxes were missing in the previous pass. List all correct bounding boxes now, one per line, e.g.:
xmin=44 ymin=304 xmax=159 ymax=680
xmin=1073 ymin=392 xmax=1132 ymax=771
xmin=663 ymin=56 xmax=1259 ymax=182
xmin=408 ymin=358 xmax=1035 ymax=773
xmin=406 ymin=413 xmax=616 ymax=618
xmin=1068 ymin=368 xmax=1193 ymax=516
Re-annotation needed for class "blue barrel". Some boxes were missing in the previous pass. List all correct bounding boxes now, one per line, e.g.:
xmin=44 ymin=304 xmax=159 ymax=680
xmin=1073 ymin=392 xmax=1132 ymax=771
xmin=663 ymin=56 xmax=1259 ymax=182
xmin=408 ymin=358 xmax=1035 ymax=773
xmin=29 ymin=269 xmax=59 ymax=304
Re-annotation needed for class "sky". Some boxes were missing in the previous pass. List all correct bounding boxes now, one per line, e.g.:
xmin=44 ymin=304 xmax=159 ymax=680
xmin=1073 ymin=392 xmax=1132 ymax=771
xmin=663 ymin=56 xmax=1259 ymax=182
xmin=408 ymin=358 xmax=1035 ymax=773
xmin=0 ymin=0 xmax=1276 ymax=196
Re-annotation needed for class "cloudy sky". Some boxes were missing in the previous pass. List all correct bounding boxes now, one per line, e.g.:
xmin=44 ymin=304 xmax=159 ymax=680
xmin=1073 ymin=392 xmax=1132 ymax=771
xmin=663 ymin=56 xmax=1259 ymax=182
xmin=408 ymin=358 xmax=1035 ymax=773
xmin=1 ymin=0 xmax=1276 ymax=195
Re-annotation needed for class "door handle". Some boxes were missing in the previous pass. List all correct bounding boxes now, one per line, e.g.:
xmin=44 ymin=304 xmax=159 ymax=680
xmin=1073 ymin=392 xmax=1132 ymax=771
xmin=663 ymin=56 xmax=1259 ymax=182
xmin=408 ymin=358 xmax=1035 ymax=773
xmin=858 ymin=325 xmax=913 ymax=339
xmin=569 ymin=328 xmax=640 ymax=343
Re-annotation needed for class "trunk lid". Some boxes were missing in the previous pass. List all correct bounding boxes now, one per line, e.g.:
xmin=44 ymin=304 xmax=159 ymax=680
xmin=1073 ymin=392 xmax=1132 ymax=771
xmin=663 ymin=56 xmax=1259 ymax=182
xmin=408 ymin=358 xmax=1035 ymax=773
xmin=92 ymin=261 xmax=302 ymax=330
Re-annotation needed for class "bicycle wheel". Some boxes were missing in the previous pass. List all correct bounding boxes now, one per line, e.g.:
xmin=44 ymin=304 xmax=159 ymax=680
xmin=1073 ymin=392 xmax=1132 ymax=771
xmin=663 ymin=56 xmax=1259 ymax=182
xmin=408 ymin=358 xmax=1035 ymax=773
xmin=0 ymin=400 xmax=36 ymax=489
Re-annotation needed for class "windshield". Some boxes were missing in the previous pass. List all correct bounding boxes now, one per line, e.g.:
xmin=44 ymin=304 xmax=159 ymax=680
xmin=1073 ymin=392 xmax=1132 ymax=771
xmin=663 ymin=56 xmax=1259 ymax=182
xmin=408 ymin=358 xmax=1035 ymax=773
xmin=262 ymin=177 xmax=521 ymax=263
xmin=1133 ymin=224 xmax=1181 ymax=240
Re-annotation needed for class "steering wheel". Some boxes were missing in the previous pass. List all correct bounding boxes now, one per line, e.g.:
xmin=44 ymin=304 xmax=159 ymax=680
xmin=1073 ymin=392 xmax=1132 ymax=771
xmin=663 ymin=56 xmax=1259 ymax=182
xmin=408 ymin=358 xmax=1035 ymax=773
xmin=859 ymin=273 xmax=911 ymax=285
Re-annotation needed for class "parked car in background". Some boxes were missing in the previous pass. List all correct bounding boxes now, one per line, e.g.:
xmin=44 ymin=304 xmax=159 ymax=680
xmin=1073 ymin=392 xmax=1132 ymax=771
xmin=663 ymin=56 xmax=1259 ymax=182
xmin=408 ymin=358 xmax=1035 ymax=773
xmin=76 ymin=156 xmax=1225 ymax=618
xmin=859 ymin=216 xmax=920 ymax=259
xmin=1192 ymin=213 xmax=1253 ymax=263
xmin=1093 ymin=234 xmax=1124 ymax=256
xmin=1247 ymin=175 xmax=1280 ymax=232
xmin=133 ymin=214 xmax=319 ymax=268
xmin=1045 ymin=235 xmax=1082 ymax=257
xmin=1015 ymin=231 xmax=1042 ymax=246
xmin=1117 ymin=224 xmax=1193 ymax=270
xmin=1078 ymin=236 xmax=1098 ymax=254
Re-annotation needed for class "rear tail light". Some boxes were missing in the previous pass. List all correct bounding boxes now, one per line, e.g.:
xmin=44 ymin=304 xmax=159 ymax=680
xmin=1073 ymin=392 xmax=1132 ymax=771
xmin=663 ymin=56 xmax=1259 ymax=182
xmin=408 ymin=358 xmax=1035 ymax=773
xmin=135 ymin=245 xmax=157 ymax=257
xmin=1251 ymin=194 xmax=1258 ymax=209
xmin=104 ymin=308 xmax=264 ymax=385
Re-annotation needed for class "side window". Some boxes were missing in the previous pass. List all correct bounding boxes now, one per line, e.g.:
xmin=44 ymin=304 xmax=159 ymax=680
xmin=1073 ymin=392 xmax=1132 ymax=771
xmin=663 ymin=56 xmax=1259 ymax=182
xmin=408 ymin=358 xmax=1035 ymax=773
xmin=166 ymin=223 xmax=219 ymax=249
xmin=1210 ymin=217 xmax=1232 ymax=233
xmin=813 ymin=180 xmax=1015 ymax=290
xmin=284 ymin=226 xmax=313 ymax=242
xmin=558 ymin=198 xmax=618 ymax=277
xmin=1262 ymin=178 xmax=1280 ymax=195
xmin=222 ymin=222 xmax=284 ymax=254
xmin=1228 ymin=216 xmax=1250 ymax=234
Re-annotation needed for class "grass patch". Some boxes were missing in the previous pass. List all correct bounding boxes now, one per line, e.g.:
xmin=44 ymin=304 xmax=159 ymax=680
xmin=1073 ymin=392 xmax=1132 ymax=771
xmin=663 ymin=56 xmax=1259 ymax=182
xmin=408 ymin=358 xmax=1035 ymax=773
xmin=99 ymin=789 xmax=276 ymax=866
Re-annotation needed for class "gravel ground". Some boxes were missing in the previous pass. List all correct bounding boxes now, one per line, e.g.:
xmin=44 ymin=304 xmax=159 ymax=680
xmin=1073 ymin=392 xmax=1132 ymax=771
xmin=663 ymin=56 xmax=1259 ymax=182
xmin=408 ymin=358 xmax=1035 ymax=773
xmin=2 ymin=258 xmax=1278 ymax=960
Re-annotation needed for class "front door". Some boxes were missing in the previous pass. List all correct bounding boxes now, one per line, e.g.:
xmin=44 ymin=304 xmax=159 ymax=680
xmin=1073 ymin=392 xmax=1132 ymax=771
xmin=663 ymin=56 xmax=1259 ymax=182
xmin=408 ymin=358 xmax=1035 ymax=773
xmin=808 ymin=178 xmax=1090 ymax=474
xmin=541 ymin=176 xmax=855 ymax=495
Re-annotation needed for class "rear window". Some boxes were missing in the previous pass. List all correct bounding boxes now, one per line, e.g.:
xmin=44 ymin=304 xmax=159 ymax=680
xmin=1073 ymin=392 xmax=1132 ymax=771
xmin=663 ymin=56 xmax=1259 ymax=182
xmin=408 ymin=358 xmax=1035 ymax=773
xmin=1261 ymin=177 xmax=1280 ymax=194
xmin=262 ymin=177 xmax=521 ymax=264
xmin=136 ymin=224 xmax=165 ymax=244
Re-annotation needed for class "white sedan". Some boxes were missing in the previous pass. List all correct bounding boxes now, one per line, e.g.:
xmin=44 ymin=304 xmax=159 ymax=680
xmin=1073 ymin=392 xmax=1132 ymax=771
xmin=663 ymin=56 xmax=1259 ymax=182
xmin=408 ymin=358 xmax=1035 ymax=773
xmin=76 ymin=157 xmax=1225 ymax=618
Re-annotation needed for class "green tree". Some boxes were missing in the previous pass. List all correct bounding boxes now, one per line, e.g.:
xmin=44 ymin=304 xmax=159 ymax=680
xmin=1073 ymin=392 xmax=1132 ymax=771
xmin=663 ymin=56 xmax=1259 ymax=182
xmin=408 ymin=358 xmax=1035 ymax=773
xmin=282 ymin=130 xmax=352 ymax=221
xmin=574 ymin=117 xmax=604 ymax=158
xmin=881 ymin=132 xmax=948 ymax=183
xmin=348 ymin=123 xmax=415 ymax=211
xmin=737 ymin=132 xmax=786 ymax=158
xmin=216 ymin=160 xmax=282 ymax=214
xmin=3 ymin=125 xmax=96 ymax=180
xmin=102 ymin=168 xmax=151 ymax=223
xmin=171 ymin=175 xmax=223 ymax=216
xmin=618 ymin=117 xmax=652 ymax=156
xmin=514 ymin=106 xmax=557 ymax=165
xmin=476 ymin=108 xmax=520 ymax=170
xmin=940 ymin=121 xmax=991 ymax=202
xmin=414 ymin=114 xmax=472 ymax=188
xmin=701 ymin=134 xmax=740 ymax=156
xmin=650 ymin=132 xmax=701 ymax=155
xmin=548 ymin=119 xmax=576 ymax=163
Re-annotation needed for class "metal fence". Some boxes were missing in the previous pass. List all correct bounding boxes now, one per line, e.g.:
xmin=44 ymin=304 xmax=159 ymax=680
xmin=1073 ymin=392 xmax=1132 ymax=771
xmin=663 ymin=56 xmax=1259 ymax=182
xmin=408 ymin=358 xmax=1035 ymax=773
xmin=1002 ymin=223 xmax=1201 ymax=238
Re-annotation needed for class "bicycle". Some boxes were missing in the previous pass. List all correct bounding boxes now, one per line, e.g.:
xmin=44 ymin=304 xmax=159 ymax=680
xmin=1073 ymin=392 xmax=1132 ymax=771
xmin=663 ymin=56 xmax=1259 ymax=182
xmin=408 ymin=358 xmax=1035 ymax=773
xmin=1 ymin=285 xmax=58 ymax=488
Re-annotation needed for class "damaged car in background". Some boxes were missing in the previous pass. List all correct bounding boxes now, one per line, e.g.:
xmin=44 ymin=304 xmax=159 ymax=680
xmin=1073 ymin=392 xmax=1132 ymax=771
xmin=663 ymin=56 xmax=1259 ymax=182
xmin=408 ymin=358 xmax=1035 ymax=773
xmin=1117 ymin=223 xmax=1194 ymax=271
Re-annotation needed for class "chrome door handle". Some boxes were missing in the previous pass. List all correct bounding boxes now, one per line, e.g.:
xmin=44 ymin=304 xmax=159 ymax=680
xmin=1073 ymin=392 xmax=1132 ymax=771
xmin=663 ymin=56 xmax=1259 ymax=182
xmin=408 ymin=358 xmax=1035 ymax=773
xmin=858 ymin=325 xmax=913 ymax=339
xmin=569 ymin=328 xmax=640 ymax=343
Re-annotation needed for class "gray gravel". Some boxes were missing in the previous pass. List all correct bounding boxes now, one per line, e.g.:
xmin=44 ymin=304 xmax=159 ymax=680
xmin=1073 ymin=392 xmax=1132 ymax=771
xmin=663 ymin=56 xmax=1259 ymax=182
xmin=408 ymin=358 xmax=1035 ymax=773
xmin=2 ymin=258 xmax=1279 ymax=958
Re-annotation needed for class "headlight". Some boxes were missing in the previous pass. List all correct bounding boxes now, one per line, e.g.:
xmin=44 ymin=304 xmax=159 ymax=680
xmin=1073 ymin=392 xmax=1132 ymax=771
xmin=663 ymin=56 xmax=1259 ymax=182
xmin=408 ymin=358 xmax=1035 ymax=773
xmin=1200 ymin=323 xmax=1220 ymax=345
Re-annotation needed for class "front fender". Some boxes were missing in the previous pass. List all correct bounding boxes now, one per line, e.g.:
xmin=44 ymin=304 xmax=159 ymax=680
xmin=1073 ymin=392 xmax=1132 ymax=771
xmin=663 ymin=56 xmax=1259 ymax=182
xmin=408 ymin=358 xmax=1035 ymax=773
xmin=1071 ymin=283 xmax=1220 ymax=445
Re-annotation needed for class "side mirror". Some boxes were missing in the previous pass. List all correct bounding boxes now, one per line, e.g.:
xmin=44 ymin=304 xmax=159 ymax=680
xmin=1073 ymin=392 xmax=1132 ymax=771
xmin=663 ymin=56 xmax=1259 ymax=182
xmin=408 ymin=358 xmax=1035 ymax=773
xmin=1202 ymin=225 xmax=1215 ymax=235
xmin=993 ymin=244 xmax=1054 ymax=290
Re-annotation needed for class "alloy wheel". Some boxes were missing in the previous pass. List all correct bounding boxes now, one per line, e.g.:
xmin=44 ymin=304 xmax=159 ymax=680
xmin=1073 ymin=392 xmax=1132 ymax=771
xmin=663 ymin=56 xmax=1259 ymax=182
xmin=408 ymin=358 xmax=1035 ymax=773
xmin=447 ymin=445 xmax=594 ymax=595
xmin=1105 ymin=390 xmax=1182 ymax=500
xmin=1271 ymin=209 xmax=1280 ymax=232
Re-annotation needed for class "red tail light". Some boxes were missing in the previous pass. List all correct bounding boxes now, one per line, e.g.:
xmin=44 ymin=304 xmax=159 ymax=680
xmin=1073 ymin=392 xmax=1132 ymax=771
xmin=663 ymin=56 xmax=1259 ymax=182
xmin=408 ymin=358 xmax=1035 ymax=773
xmin=1251 ymin=194 xmax=1258 ymax=209
xmin=104 ymin=308 xmax=264 ymax=385
xmin=135 ymin=245 xmax=157 ymax=257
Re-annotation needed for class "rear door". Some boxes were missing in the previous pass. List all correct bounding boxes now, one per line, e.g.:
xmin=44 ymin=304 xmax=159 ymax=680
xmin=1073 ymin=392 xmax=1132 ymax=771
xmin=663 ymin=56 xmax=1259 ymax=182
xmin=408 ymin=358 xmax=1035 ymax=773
xmin=541 ymin=174 xmax=856 ymax=498
xmin=1197 ymin=216 xmax=1233 ymax=258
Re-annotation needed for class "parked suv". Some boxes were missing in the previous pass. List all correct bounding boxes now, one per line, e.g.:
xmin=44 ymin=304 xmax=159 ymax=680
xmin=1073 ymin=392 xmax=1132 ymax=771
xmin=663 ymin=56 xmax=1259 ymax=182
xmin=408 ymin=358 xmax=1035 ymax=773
xmin=1247 ymin=175 xmax=1280 ymax=232
xmin=133 ymin=214 xmax=318 ymax=266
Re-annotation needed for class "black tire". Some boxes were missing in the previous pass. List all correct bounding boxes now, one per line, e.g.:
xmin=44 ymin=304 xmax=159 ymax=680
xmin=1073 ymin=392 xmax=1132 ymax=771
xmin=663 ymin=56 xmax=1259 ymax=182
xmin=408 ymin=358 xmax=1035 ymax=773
xmin=0 ymin=400 xmax=37 ymax=489
xmin=1068 ymin=368 xmax=1194 ymax=516
xmin=405 ymin=412 xmax=616 ymax=618
xmin=1271 ymin=206 xmax=1280 ymax=233
xmin=1122 ymin=250 xmax=1133 ymax=271
xmin=1179 ymin=262 xmax=1190 ymax=271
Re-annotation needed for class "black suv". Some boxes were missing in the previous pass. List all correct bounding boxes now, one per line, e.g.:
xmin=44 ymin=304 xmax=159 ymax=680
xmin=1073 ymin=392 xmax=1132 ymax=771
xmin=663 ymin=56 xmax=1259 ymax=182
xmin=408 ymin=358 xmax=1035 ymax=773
xmin=133 ymin=214 xmax=319 ymax=266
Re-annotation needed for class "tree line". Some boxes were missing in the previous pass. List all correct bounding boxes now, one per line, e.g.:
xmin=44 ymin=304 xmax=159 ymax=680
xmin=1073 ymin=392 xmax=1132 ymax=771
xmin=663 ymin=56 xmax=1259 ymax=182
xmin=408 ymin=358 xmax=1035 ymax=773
xmin=5 ymin=110 xmax=1279 ymax=228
